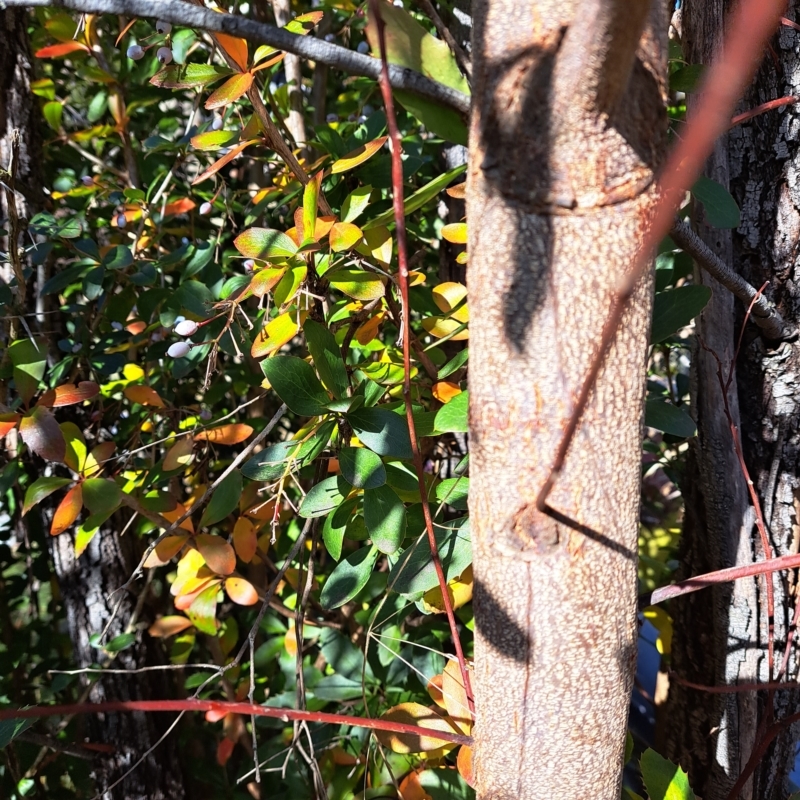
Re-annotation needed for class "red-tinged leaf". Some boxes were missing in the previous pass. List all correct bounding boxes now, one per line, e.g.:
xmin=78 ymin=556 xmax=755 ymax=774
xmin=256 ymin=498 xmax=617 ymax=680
xmin=35 ymin=41 xmax=90 ymax=58
xmin=51 ymin=484 xmax=82 ymax=535
xmin=457 ymin=745 xmax=475 ymax=787
xmin=205 ymin=72 xmax=254 ymax=110
xmin=163 ymin=198 xmax=196 ymax=216
xmin=234 ymin=228 xmax=298 ymax=259
xmin=124 ymin=385 xmax=166 ymax=407
xmin=216 ymin=737 xmax=235 ymax=766
xmin=215 ymin=33 xmax=249 ymax=72
xmin=144 ymin=535 xmax=189 ymax=568
xmin=19 ymin=406 xmax=66 ymax=462
xmin=115 ymin=17 xmax=137 ymax=46
xmin=225 ymin=576 xmax=259 ymax=605
xmin=375 ymin=703 xmax=459 ymax=753
xmin=164 ymin=437 xmax=195 ymax=471
xmin=23 ymin=476 xmax=72 ymax=516
xmin=0 ymin=413 xmax=20 ymax=437
xmin=190 ymin=129 xmax=238 ymax=151
xmin=38 ymin=381 xmax=100 ymax=408
xmin=249 ymin=267 xmax=287 ymax=298
xmin=192 ymin=140 xmax=257 ymax=186
xmin=232 ymin=517 xmax=257 ymax=563
xmin=194 ymin=424 xmax=253 ymax=446
xmin=186 ymin=582 xmax=220 ymax=635
xmin=150 ymin=64 xmax=233 ymax=90
xmin=329 ymin=221 xmax=363 ymax=253
xmin=206 ymin=708 xmax=227 ymax=723
xmin=195 ymin=533 xmax=236 ymax=576
xmin=331 ymin=136 xmax=388 ymax=174
xmin=148 ymin=615 xmax=194 ymax=638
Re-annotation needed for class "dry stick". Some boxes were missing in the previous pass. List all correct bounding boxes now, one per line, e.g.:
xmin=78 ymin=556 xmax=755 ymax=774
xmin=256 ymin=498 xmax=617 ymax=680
xmin=536 ymin=0 xmax=788 ymax=512
xmin=368 ymin=0 xmax=472 ymax=713
xmin=0 ymin=0 xmax=470 ymax=116
xmin=414 ymin=0 xmax=471 ymax=80
xmin=0 ymin=700 xmax=472 ymax=747
xmin=669 ymin=219 xmax=795 ymax=340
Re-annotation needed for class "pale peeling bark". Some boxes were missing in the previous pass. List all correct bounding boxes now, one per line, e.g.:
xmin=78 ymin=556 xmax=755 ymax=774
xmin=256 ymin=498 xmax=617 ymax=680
xmin=468 ymin=1 xmax=667 ymax=797
xmin=665 ymin=2 xmax=800 ymax=798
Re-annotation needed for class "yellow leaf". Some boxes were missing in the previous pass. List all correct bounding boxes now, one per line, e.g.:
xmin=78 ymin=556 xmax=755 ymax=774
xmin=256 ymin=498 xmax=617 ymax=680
xmin=329 ymin=221 xmax=363 ymax=252
xmin=249 ymin=266 xmax=287 ymax=298
xmin=432 ymin=282 xmax=467 ymax=314
xmin=422 ymin=565 xmax=473 ymax=613
xmin=251 ymin=310 xmax=305 ymax=358
xmin=441 ymin=222 xmax=467 ymax=243
xmin=331 ymin=136 xmax=388 ymax=173
xmin=83 ymin=441 xmax=115 ymax=477
xmin=358 ymin=225 xmax=393 ymax=265
xmin=441 ymin=658 xmax=473 ymax=734
xmin=643 ymin=605 xmax=673 ymax=656
xmin=421 ymin=317 xmax=468 ymax=340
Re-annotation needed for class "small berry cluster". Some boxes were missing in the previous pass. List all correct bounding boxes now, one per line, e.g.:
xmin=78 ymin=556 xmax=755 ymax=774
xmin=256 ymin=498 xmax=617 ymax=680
xmin=125 ymin=20 xmax=173 ymax=65
xmin=167 ymin=316 xmax=200 ymax=359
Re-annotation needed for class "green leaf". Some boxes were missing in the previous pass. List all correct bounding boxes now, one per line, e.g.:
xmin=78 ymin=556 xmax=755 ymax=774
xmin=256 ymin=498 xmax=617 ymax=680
xmin=199 ymin=470 xmax=243 ymax=527
xmin=364 ymin=3 xmax=469 ymax=144
xmin=43 ymin=100 xmax=63 ymax=130
xmin=670 ymin=64 xmax=705 ymax=93
xmin=22 ymin=476 xmax=72 ymax=516
xmin=234 ymin=227 xmax=298 ymax=259
xmin=262 ymin=356 xmax=330 ymax=417
xmin=299 ymin=475 xmax=349 ymax=518
xmin=645 ymin=400 xmax=697 ymax=438
xmin=104 ymin=632 xmax=137 ymax=653
xmin=364 ymin=485 xmax=406 ymax=554
xmin=191 ymin=129 xmax=239 ymax=151
xmin=691 ymin=176 xmax=740 ymax=228
xmin=349 ymin=407 xmax=413 ymax=459
xmin=9 ymin=338 xmax=47 ymax=405
xmin=327 ymin=268 xmax=386 ymax=301
xmin=81 ymin=478 xmax=121 ymax=515
xmin=186 ymin=583 xmax=220 ymax=635
xmin=322 ymin=498 xmax=358 ymax=560
xmin=303 ymin=318 xmax=349 ymax=400
xmin=437 ymin=348 xmax=468 ymax=380
xmin=434 ymin=477 xmax=468 ymax=510
xmin=640 ymin=748 xmax=696 ymax=800
xmin=363 ymin=165 xmax=466 ymax=230
xmin=320 ymin=545 xmax=379 ymax=609
xmin=434 ymin=390 xmax=469 ymax=433
xmin=650 ymin=285 xmax=712 ymax=343
xmin=150 ymin=63 xmax=233 ymax=89
xmin=0 ymin=718 xmax=34 ymax=749
xmin=389 ymin=517 xmax=471 ymax=595
xmin=341 ymin=185 xmax=372 ymax=223
xmin=311 ymin=674 xmax=366 ymax=701
xmin=339 ymin=447 xmax=386 ymax=489
xmin=102 ymin=245 xmax=133 ymax=270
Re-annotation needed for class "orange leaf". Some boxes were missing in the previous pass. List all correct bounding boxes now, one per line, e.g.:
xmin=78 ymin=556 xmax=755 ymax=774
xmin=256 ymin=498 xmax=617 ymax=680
xmin=215 ymin=33 xmax=249 ymax=72
xmin=432 ymin=382 xmax=462 ymax=403
xmin=427 ymin=674 xmax=446 ymax=709
xmin=195 ymin=533 xmax=236 ymax=575
xmin=148 ymin=615 xmax=194 ymax=638
xmin=375 ymin=703 xmax=460 ymax=753
xmin=354 ymin=311 xmax=385 ymax=346
xmin=457 ymin=745 xmax=475 ymax=787
xmin=398 ymin=771 xmax=434 ymax=800
xmin=446 ymin=183 xmax=466 ymax=200
xmin=144 ymin=534 xmax=189 ymax=567
xmin=331 ymin=136 xmax=388 ymax=174
xmin=232 ymin=517 xmax=257 ymax=563
xmin=162 ymin=198 xmax=196 ymax=216
xmin=0 ymin=413 xmax=21 ymax=437
xmin=225 ymin=576 xmax=259 ymax=605
xmin=163 ymin=503 xmax=195 ymax=533
xmin=192 ymin=140 xmax=257 ymax=185
xmin=51 ymin=484 xmax=82 ymax=536
xmin=164 ymin=437 xmax=195 ymax=471
xmin=194 ymin=424 xmax=253 ymax=446
xmin=38 ymin=381 xmax=100 ymax=407
xmin=205 ymin=71 xmax=254 ymax=110
xmin=35 ymin=41 xmax=90 ymax=58
xmin=124 ymin=385 xmax=166 ymax=408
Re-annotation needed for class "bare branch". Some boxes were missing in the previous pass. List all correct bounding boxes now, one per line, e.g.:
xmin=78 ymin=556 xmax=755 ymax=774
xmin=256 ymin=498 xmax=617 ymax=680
xmin=1 ymin=0 xmax=470 ymax=116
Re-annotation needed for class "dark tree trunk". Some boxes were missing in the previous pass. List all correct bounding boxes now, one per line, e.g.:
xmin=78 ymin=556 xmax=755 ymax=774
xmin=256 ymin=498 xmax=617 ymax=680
xmin=665 ymin=3 xmax=800 ymax=798
xmin=1 ymin=10 xmax=189 ymax=799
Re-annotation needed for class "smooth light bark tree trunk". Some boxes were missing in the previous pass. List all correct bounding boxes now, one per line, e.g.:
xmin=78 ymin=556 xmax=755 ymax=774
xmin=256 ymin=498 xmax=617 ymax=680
xmin=468 ymin=0 xmax=667 ymax=796
xmin=665 ymin=3 xmax=800 ymax=798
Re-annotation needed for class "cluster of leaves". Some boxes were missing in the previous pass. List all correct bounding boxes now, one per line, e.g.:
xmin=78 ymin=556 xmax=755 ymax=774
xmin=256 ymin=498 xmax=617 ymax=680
xmin=0 ymin=2 xmax=741 ymax=799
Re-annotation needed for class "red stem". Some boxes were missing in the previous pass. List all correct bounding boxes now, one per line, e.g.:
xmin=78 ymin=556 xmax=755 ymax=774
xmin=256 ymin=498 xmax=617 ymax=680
xmin=367 ymin=0 xmax=473 ymax=712
xmin=730 ymin=95 xmax=799 ymax=128
xmin=0 ymin=700 xmax=472 ymax=747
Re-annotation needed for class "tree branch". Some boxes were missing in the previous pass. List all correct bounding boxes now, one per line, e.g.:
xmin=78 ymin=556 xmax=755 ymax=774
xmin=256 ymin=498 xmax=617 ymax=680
xmin=2 ymin=0 xmax=470 ymax=116
xmin=670 ymin=217 xmax=797 ymax=341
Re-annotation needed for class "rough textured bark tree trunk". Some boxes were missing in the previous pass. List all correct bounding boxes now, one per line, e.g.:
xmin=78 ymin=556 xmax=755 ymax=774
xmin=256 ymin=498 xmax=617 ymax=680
xmin=665 ymin=3 xmax=800 ymax=798
xmin=1 ymin=10 xmax=189 ymax=799
xmin=468 ymin=0 xmax=667 ymax=796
